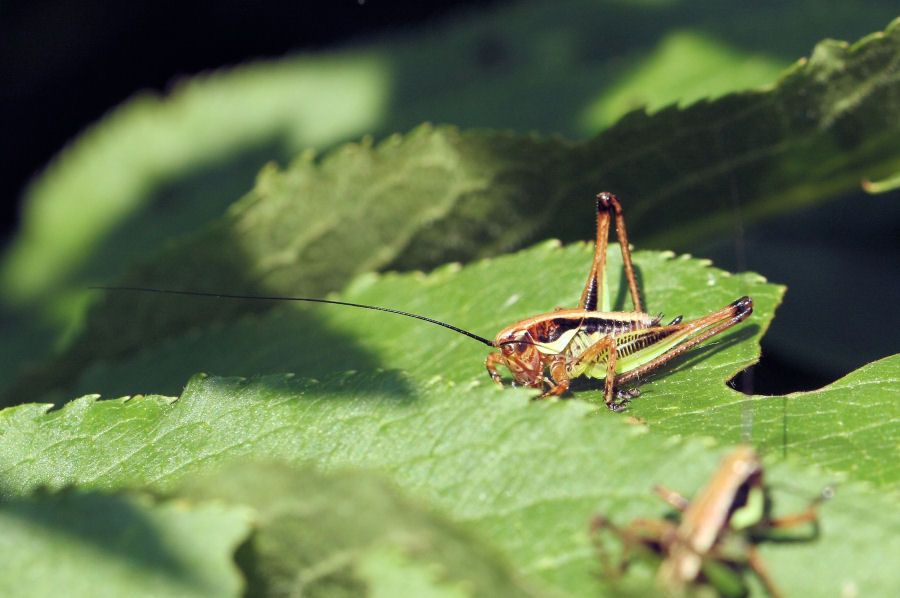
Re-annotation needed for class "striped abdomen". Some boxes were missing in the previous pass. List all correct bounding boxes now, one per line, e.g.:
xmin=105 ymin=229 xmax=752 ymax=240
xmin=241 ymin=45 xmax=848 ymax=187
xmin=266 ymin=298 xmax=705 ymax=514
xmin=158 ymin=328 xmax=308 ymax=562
xmin=524 ymin=310 xmax=679 ymax=380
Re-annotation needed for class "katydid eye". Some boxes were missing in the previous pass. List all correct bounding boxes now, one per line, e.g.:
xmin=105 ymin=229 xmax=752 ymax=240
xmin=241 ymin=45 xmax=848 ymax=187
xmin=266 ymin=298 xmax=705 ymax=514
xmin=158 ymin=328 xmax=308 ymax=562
xmin=501 ymin=340 xmax=527 ymax=354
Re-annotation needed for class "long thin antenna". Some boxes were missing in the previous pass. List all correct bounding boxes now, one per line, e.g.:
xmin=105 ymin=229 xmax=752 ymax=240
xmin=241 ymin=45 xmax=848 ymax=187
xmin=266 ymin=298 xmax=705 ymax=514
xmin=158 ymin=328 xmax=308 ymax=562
xmin=89 ymin=285 xmax=496 ymax=347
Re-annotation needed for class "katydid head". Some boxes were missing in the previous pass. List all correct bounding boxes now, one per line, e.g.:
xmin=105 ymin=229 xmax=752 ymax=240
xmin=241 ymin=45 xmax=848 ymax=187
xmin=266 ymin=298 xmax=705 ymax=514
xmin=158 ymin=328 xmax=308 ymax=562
xmin=493 ymin=328 xmax=544 ymax=387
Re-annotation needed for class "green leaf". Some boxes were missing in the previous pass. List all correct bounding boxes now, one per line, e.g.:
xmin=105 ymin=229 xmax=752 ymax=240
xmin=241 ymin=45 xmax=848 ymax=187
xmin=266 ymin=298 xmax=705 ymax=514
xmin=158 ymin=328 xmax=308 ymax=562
xmin=2 ymin=374 xmax=898 ymax=597
xmin=580 ymin=30 xmax=787 ymax=131
xmin=0 ymin=490 xmax=249 ymax=598
xmin=863 ymin=169 xmax=900 ymax=192
xmin=633 ymin=353 xmax=900 ymax=488
xmin=1 ymin=241 xmax=897 ymax=597
xmin=177 ymin=463 xmax=551 ymax=598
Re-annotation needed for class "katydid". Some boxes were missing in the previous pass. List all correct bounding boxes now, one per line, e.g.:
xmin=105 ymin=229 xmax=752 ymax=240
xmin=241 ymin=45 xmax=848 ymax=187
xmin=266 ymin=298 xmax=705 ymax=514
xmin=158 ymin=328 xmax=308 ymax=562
xmin=93 ymin=192 xmax=752 ymax=411
xmin=591 ymin=446 xmax=825 ymax=597
xmin=485 ymin=192 xmax=752 ymax=410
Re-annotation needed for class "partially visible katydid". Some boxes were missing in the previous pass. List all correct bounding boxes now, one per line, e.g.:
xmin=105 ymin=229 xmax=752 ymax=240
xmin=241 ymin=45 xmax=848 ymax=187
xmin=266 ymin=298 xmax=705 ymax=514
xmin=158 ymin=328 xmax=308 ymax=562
xmin=591 ymin=446 xmax=825 ymax=597
xmin=93 ymin=192 xmax=752 ymax=411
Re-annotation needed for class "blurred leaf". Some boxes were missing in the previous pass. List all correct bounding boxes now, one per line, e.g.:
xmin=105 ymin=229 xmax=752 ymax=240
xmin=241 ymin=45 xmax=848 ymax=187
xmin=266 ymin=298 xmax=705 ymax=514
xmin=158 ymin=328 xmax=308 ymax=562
xmin=863 ymin=169 xmax=900 ymax=192
xmin=178 ymin=463 xmax=550 ymax=598
xmin=580 ymin=30 xmax=787 ymax=130
xmin=1 ymin=55 xmax=389 ymax=307
xmin=10 ymin=0 xmax=895 ymax=300
xmin=0 ymin=490 xmax=249 ymax=598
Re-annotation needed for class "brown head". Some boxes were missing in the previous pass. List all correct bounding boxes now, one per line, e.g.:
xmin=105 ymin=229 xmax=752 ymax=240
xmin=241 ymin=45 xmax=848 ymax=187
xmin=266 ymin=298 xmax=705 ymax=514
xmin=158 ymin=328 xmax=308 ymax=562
xmin=493 ymin=327 xmax=544 ymax=387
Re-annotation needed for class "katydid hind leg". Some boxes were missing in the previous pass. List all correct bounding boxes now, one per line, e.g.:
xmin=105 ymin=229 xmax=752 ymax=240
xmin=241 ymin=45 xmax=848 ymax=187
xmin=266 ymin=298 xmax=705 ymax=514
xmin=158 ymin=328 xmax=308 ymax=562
xmin=591 ymin=515 xmax=674 ymax=577
xmin=597 ymin=192 xmax=644 ymax=313
xmin=766 ymin=507 xmax=819 ymax=529
xmin=745 ymin=546 xmax=785 ymax=598
xmin=579 ymin=194 xmax=612 ymax=312
xmin=653 ymin=485 xmax=691 ymax=512
xmin=613 ymin=296 xmax=753 ymax=389
xmin=579 ymin=192 xmax=644 ymax=313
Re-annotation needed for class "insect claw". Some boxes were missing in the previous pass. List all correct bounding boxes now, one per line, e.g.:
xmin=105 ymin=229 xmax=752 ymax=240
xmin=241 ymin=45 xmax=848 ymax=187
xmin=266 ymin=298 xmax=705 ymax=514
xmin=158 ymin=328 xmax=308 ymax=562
xmin=615 ymin=387 xmax=641 ymax=401
xmin=607 ymin=398 xmax=631 ymax=412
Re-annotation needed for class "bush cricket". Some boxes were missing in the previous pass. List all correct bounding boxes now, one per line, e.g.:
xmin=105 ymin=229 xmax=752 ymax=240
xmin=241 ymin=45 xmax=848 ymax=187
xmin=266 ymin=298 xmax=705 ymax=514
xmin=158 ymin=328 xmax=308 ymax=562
xmin=591 ymin=446 xmax=826 ymax=597
xmin=93 ymin=192 xmax=752 ymax=411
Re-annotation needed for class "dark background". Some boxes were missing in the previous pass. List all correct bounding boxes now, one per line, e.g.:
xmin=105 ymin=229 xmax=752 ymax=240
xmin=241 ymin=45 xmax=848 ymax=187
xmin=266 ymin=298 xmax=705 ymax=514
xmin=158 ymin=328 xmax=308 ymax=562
xmin=0 ymin=0 xmax=502 ymax=247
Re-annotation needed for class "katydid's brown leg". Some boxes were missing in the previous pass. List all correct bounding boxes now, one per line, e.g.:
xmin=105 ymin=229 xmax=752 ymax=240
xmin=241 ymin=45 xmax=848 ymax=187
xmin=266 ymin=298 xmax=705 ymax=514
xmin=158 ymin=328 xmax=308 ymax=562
xmin=579 ymin=194 xmax=612 ymax=311
xmin=590 ymin=516 xmax=626 ymax=577
xmin=764 ymin=484 xmax=832 ymax=530
xmin=541 ymin=355 xmax=570 ymax=398
xmin=766 ymin=501 xmax=821 ymax=528
xmin=746 ymin=545 xmax=785 ymax=598
xmin=746 ymin=492 xmax=824 ymax=597
xmin=604 ymin=340 xmax=625 ymax=410
xmin=572 ymin=334 xmax=624 ymax=409
xmin=613 ymin=296 xmax=754 ymax=388
xmin=591 ymin=516 xmax=674 ymax=577
xmin=597 ymin=192 xmax=644 ymax=312
xmin=485 ymin=351 xmax=505 ymax=385
xmin=653 ymin=485 xmax=691 ymax=512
